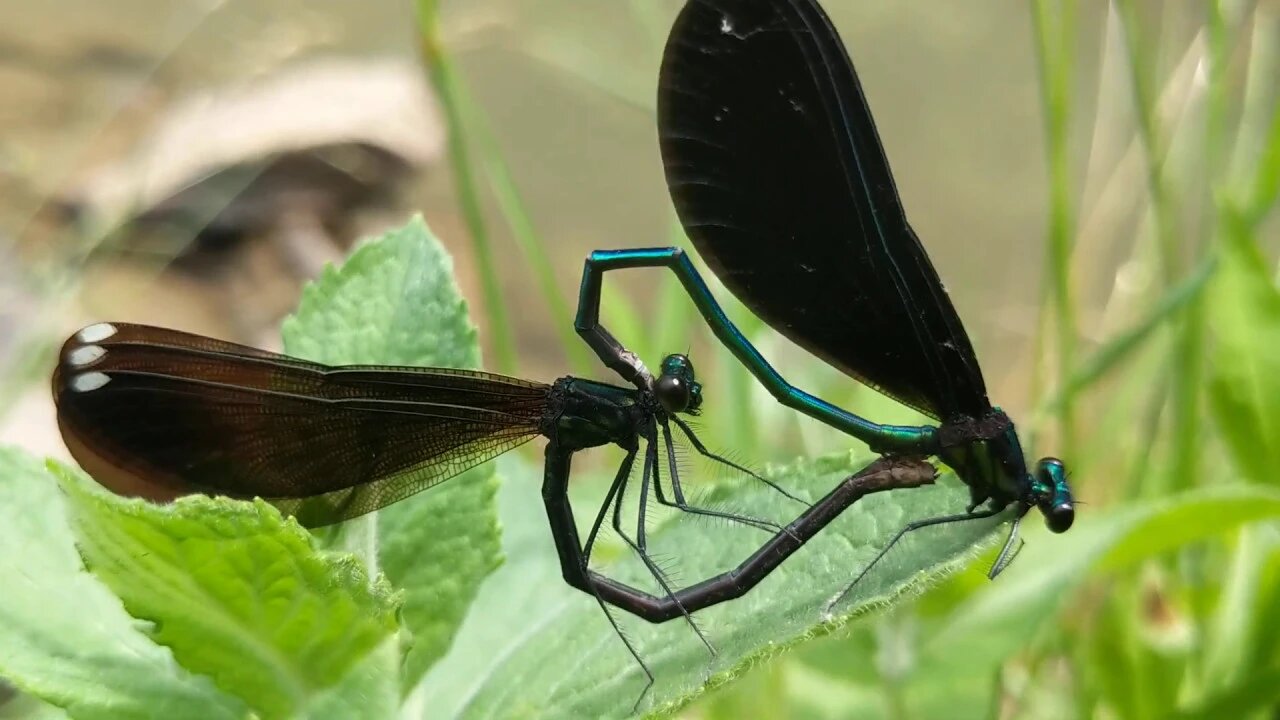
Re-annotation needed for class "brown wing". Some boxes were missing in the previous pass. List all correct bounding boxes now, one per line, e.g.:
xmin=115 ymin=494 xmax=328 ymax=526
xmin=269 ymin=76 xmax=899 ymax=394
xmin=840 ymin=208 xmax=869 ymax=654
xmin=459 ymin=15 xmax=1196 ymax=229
xmin=53 ymin=322 xmax=549 ymax=526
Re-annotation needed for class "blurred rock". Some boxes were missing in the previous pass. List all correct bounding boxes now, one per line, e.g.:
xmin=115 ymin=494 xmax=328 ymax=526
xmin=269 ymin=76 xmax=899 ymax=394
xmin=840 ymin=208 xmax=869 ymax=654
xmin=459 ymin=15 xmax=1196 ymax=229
xmin=63 ymin=56 xmax=442 ymax=228
xmin=58 ymin=56 xmax=444 ymax=344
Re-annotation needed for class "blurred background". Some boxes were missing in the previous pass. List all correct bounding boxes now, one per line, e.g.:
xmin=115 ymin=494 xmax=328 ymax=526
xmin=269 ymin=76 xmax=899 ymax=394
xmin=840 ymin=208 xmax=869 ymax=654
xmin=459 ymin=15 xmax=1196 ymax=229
xmin=1 ymin=0 xmax=1277 ymax=718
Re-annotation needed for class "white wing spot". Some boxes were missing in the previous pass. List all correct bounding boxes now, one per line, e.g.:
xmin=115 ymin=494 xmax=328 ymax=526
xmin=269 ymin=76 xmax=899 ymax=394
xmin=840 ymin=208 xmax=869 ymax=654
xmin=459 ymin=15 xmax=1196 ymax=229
xmin=67 ymin=345 xmax=106 ymax=367
xmin=720 ymin=16 xmax=733 ymax=34
xmin=76 ymin=322 xmax=118 ymax=344
xmin=70 ymin=372 xmax=111 ymax=393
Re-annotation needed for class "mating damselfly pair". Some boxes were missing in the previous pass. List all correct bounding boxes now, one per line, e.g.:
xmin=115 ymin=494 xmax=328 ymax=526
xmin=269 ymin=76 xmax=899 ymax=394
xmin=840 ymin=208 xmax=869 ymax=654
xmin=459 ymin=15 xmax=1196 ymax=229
xmin=52 ymin=0 xmax=1073 ymax=708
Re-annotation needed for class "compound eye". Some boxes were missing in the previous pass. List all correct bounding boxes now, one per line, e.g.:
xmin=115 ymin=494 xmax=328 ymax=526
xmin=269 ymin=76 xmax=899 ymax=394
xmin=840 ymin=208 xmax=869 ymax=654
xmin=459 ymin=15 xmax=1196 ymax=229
xmin=1045 ymin=503 xmax=1075 ymax=533
xmin=1036 ymin=457 xmax=1066 ymax=478
xmin=654 ymin=374 xmax=691 ymax=413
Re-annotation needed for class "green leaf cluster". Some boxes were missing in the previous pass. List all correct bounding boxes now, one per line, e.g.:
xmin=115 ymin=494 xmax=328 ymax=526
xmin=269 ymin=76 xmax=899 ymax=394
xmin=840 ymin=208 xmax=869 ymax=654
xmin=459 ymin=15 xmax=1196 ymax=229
xmin=1 ymin=219 xmax=1004 ymax=719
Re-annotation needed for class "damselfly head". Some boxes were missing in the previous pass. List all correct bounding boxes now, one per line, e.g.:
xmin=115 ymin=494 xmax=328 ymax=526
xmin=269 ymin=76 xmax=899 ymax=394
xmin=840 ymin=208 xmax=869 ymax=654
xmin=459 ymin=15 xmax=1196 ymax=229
xmin=654 ymin=353 xmax=703 ymax=414
xmin=1031 ymin=457 xmax=1074 ymax=533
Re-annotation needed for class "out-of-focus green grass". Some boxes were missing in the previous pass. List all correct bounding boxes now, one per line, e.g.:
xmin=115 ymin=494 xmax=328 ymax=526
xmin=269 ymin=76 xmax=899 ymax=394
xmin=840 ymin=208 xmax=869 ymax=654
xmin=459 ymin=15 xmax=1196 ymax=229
xmin=418 ymin=0 xmax=1280 ymax=717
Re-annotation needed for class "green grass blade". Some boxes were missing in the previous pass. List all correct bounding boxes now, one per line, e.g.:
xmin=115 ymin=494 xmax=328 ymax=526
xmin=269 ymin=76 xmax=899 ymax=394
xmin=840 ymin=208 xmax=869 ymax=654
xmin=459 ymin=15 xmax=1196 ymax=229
xmin=1172 ymin=665 xmax=1280 ymax=720
xmin=459 ymin=87 xmax=594 ymax=376
xmin=1207 ymin=207 xmax=1280 ymax=487
xmin=416 ymin=0 xmax=517 ymax=374
xmin=1241 ymin=78 xmax=1280 ymax=225
xmin=1038 ymin=254 xmax=1216 ymax=417
xmin=1030 ymin=0 xmax=1080 ymax=454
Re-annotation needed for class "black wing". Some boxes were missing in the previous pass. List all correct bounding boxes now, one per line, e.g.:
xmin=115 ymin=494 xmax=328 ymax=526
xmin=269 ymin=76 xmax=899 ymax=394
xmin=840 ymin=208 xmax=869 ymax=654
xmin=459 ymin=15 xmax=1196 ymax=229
xmin=659 ymin=0 xmax=990 ymax=420
xmin=53 ymin=323 xmax=549 ymax=526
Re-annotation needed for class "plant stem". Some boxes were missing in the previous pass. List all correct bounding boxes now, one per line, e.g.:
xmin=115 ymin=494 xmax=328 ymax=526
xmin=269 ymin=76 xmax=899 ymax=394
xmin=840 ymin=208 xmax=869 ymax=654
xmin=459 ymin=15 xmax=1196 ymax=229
xmin=1031 ymin=0 xmax=1079 ymax=458
xmin=416 ymin=0 xmax=517 ymax=374
xmin=456 ymin=84 xmax=594 ymax=376
xmin=1115 ymin=0 xmax=1204 ymax=494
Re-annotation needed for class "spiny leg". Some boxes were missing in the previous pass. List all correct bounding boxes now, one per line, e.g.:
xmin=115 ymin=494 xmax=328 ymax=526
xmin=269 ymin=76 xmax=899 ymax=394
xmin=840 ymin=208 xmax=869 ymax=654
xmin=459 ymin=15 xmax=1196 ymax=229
xmin=825 ymin=506 xmax=1004 ymax=613
xmin=577 ymin=444 xmax=659 ymax=702
xmin=634 ymin=431 xmax=659 ymax=552
xmin=652 ymin=418 xmax=788 ymax=536
xmin=612 ymin=431 xmax=715 ymax=657
xmin=987 ymin=511 xmax=1027 ymax=579
xmin=592 ymin=592 xmax=655 ymax=712
xmin=583 ymin=445 xmax=637 ymax=561
xmin=671 ymin=415 xmax=809 ymax=507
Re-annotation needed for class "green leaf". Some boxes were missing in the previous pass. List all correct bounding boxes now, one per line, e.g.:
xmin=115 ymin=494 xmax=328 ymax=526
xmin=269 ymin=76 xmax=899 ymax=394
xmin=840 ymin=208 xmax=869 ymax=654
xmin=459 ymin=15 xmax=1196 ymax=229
xmin=916 ymin=485 xmax=1280 ymax=717
xmin=300 ymin=639 xmax=401 ymax=719
xmin=0 ymin=692 xmax=71 ymax=720
xmin=1208 ymin=223 xmax=1280 ymax=487
xmin=282 ymin=216 xmax=478 ymax=369
xmin=282 ymin=215 xmax=502 ymax=688
xmin=0 ymin=447 xmax=245 ymax=720
xmin=52 ymin=461 xmax=399 ymax=719
xmin=417 ymin=452 xmax=1004 ymax=719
